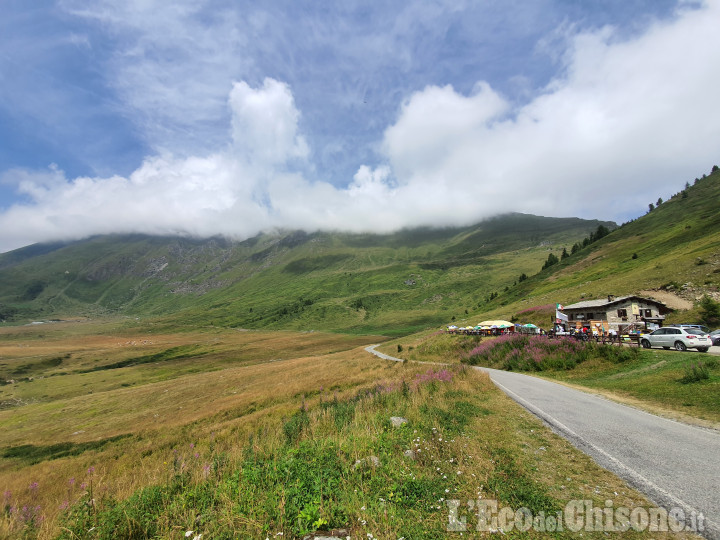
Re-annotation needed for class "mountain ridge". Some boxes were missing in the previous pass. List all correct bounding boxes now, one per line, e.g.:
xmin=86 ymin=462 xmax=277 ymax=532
xmin=0 ymin=212 xmax=615 ymax=333
xmin=1 ymin=164 xmax=719 ymax=335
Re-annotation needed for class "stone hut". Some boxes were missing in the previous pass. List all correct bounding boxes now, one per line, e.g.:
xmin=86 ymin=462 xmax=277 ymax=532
xmin=562 ymin=295 xmax=670 ymax=333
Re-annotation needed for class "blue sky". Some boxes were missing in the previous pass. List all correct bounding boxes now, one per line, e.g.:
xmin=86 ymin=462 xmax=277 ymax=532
xmin=1 ymin=0 xmax=718 ymax=252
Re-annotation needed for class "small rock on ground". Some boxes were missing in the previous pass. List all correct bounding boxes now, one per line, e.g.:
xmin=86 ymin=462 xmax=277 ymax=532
xmin=353 ymin=455 xmax=381 ymax=470
xmin=390 ymin=416 xmax=408 ymax=427
xmin=302 ymin=529 xmax=349 ymax=539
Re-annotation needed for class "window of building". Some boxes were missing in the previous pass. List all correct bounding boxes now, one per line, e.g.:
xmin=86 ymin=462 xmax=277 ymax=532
xmin=586 ymin=313 xmax=594 ymax=320
xmin=644 ymin=309 xmax=652 ymax=317
xmin=617 ymin=309 xmax=627 ymax=318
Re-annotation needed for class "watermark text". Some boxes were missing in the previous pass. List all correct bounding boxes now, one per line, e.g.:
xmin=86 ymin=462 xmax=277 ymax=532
xmin=446 ymin=499 xmax=705 ymax=533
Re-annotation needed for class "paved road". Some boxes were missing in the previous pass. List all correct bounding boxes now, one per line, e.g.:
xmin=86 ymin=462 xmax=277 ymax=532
xmin=646 ymin=343 xmax=720 ymax=355
xmin=365 ymin=345 xmax=720 ymax=539
xmin=483 ymin=367 xmax=719 ymax=539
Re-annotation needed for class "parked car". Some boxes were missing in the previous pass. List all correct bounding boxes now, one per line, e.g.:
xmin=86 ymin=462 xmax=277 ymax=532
xmin=710 ymin=329 xmax=720 ymax=346
xmin=640 ymin=327 xmax=711 ymax=352
xmin=668 ymin=323 xmax=711 ymax=333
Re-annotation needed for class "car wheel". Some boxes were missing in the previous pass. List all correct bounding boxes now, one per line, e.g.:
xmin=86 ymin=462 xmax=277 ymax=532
xmin=641 ymin=339 xmax=651 ymax=349
xmin=674 ymin=341 xmax=687 ymax=352
xmin=697 ymin=347 xmax=709 ymax=353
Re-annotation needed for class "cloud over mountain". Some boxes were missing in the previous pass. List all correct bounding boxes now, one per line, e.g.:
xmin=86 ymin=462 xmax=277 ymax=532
xmin=0 ymin=1 xmax=719 ymax=252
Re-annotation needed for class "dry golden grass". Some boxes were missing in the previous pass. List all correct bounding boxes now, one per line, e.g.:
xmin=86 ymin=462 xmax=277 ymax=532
xmin=0 ymin=322 xmax=410 ymax=538
xmin=0 ymin=322 xmax=705 ymax=539
xmin=0 ymin=323 xmax=384 ymax=405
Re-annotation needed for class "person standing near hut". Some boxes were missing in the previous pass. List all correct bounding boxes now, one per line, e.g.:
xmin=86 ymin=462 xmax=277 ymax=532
xmin=608 ymin=327 xmax=617 ymax=343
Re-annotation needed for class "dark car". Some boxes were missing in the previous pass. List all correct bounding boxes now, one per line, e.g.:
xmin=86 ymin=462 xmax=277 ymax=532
xmin=710 ymin=329 xmax=720 ymax=346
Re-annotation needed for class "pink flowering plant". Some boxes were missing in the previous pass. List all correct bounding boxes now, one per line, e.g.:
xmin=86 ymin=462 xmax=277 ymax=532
xmin=461 ymin=334 xmax=635 ymax=371
xmin=515 ymin=304 xmax=555 ymax=315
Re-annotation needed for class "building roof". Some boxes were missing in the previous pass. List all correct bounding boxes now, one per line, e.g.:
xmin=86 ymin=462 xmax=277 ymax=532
xmin=563 ymin=295 xmax=667 ymax=311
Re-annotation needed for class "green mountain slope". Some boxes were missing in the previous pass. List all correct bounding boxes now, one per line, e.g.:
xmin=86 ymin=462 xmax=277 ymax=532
xmin=2 ymin=165 xmax=718 ymax=335
xmin=476 ymin=168 xmax=720 ymax=325
xmin=0 ymin=213 xmax=613 ymax=334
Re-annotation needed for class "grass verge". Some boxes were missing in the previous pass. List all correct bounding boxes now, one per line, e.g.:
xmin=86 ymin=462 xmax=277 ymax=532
xmin=382 ymin=331 xmax=720 ymax=425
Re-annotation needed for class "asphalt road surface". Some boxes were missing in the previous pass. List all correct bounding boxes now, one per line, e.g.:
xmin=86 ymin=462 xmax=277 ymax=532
xmin=479 ymin=368 xmax=720 ymax=539
xmin=365 ymin=345 xmax=720 ymax=539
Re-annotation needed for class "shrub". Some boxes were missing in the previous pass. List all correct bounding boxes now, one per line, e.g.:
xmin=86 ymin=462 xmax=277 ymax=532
xmin=680 ymin=362 xmax=710 ymax=384
xmin=541 ymin=253 xmax=559 ymax=270
xmin=324 ymin=397 xmax=356 ymax=430
xmin=462 ymin=334 xmax=588 ymax=371
xmin=283 ymin=406 xmax=310 ymax=444
xmin=699 ymin=296 xmax=720 ymax=327
xmin=596 ymin=343 xmax=639 ymax=364
xmin=461 ymin=335 xmax=639 ymax=371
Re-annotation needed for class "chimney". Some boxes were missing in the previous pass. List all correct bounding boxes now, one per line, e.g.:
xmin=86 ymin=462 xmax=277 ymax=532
xmin=607 ymin=294 xmax=616 ymax=302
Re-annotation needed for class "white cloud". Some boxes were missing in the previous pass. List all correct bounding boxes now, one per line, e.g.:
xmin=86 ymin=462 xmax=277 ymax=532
xmin=1 ymin=1 xmax=720 ymax=252
xmin=379 ymin=0 xmax=720 ymax=222
xmin=383 ymin=82 xmax=510 ymax=183
xmin=59 ymin=0 xmax=253 ymax=155
xmin=229 ymin=79 xmax=309 ymax=166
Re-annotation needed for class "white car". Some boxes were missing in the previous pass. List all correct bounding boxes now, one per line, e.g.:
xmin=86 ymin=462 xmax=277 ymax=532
xmin=640 ymin=327 xmax=711 ymax=352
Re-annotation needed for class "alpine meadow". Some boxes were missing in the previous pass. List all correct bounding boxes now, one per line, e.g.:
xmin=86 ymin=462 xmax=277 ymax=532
xmin=5 ymin=0 xmax=720 ymax=537
xmin=1 ymin=167 xmax=719 ymax=538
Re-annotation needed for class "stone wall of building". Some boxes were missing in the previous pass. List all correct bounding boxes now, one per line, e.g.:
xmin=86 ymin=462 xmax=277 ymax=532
xmin=566 ymin=298 xmax=663 ymax=329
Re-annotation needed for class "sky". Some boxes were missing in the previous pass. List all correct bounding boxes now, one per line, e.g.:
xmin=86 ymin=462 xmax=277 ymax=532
xmin=1 ymin=0 xmax=719 ymax=253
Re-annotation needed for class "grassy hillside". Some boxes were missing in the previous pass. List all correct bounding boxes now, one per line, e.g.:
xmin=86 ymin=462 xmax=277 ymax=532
xmin=0 ymin=214 xmax=613 ymax=335
xmin=451 ymin=167 xmax=720 ymax=328
xmin=1 ymin=167 xmax=718 ymax=335
xmin=0 ymin=322 xmax=698 ymax=539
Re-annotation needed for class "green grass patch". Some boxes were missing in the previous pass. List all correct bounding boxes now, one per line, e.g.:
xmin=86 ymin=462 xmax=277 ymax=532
xmin=4 ymin=354 xmax=70 ymax=378
xmin=487 ymin=448 xmax=557 ymax=514
xmin=538 ymin=350 xmax=720 ymax=422
xmin=78 ymin=345 xmax=203 ymax=373
xmin=2 ymin=434 xmax=131 ymax=465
